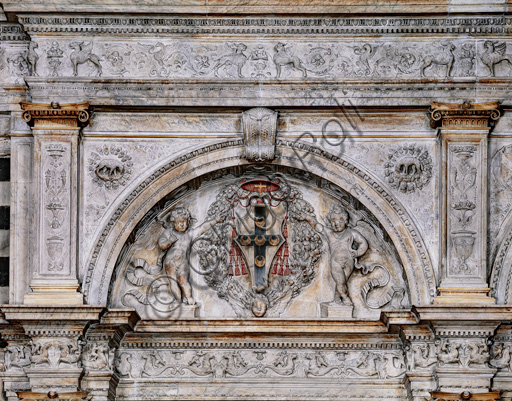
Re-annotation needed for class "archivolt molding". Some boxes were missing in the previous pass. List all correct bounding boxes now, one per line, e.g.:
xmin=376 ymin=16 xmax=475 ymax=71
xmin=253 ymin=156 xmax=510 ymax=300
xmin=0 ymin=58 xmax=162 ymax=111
xmin=490 ymin=209 xmax=512 ymax=304
xmin=82 ymin=140 xmax=435 ymax=306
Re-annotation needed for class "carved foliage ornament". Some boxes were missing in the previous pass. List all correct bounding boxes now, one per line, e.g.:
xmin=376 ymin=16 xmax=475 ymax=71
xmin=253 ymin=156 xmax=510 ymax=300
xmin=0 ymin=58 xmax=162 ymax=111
xmin=429 ymin=101 xmax=501 ymax=129
xmin=242 ymin=107 xmax=278 ymax=162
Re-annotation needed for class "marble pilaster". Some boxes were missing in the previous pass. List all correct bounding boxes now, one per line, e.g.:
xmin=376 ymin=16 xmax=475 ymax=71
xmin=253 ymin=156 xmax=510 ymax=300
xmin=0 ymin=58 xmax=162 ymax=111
xmin=19 ymin=102 xmax=90 ymax=305
xmin=430 ymin=102 xmax=501 ymax=305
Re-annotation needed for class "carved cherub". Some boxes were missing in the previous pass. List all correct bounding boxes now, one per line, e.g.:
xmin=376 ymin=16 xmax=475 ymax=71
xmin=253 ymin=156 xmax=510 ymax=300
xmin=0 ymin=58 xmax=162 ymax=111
xmin=303 ymin=204 xmax=369 ymax=305
xmin=158 ymin=207 xmax=224 ymax=305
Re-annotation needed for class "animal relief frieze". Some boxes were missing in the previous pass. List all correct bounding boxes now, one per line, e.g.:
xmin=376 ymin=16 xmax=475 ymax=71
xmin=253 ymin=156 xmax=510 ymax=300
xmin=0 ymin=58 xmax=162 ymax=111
xmin=18 ymin=37 xmax=499 ymax=81
xmin=82 ymin=341 xmax=115 ymax=371
xmin=3 ymin=345 xmax=31 ymax=371
xmin=437 ymin=339 xmax=490 ymax=369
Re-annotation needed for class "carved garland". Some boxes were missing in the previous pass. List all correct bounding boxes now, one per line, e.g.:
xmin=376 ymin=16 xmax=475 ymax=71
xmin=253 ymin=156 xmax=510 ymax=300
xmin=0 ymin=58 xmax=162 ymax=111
xmin=83 ymin=140 xmax=435 ymax=303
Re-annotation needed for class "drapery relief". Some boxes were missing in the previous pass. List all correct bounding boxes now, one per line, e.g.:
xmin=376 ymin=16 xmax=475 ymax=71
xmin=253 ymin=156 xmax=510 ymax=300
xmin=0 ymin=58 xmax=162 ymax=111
xmin=109 ymin=167 xmax=409 ymax=319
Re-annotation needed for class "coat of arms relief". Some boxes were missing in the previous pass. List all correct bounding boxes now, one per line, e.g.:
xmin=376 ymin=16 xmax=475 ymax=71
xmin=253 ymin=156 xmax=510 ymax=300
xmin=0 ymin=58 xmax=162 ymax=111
xmin=110 ymin=168 xmax=408 ymax=319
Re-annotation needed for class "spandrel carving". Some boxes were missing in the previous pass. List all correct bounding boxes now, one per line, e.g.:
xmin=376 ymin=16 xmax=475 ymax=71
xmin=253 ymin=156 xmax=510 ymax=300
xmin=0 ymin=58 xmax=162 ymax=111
xmin=110 ymin=168 xmax=409 ymax=320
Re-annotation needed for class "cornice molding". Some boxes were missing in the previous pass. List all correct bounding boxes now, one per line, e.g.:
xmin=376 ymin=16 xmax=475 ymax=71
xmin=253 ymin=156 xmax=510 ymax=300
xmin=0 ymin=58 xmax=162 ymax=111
xmin=17 ymin=15 xmax=512 ymax=36
xmin=2 ymin=0 xmax=509 ymax=15
xmin=0 ymin=22 xmax=29 ymax=41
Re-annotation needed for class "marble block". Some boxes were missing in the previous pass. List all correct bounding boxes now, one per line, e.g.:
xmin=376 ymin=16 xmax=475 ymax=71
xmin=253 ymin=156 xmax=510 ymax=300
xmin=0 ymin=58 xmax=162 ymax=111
xmin=320 ymin=302 xmax=354 ymax=318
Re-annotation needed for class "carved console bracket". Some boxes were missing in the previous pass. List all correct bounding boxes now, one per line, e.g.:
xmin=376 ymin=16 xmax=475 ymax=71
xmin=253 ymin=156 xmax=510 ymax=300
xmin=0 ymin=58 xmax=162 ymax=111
xmin=242 ymin=107 xmax=278 ymax=162
xmin=20 ymin=102 xmax=91 ymax=130
xmin=430 ymin=391 xmax=500 ymax=401
xmin=429 ymin=101 xmax=501 ymax=130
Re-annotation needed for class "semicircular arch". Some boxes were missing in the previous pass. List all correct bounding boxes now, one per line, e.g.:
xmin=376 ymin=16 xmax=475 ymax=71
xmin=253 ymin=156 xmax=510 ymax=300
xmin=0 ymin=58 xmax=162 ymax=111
xmin=82 ymin=139 xmax=435 ymax=306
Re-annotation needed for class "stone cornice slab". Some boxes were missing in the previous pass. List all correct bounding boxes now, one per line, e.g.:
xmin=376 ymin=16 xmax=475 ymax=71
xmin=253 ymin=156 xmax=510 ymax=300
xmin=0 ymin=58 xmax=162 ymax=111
xmin=2 ymin=0 xmax=510 ymax=15
xmin=413 ymin=305 xmax=512 ymax=322
xmin=134 ymin=319 xmax=389 ymax=334
xmin=24 ymin=77 xmax=512 ymax=108
xmin=0 ymin=305 xmax=106 ymax=323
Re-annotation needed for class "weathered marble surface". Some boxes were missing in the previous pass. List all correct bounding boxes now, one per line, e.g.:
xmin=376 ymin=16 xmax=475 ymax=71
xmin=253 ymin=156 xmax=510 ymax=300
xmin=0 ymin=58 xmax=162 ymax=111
xmin=2 ymin=1 xmax=512 ymax=400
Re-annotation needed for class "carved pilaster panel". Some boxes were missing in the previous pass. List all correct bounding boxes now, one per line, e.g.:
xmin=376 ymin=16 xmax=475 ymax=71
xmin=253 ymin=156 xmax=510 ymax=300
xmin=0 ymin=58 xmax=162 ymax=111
xmin=39 ymin=142 xmax=72 ymax=276
xmin=430 ymin=101 xmax=501 ymax=298
xmin=446 ymin=144 xmax=483 ymax=279
xmin=20 ymin=103 xmax=91 ymax=303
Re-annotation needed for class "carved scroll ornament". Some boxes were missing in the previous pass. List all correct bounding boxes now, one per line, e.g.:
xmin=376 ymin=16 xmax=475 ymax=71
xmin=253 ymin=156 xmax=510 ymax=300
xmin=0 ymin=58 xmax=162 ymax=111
xmin=21 ymin=102 xmax=91 ymax=130
xmin=429 ymin=101 xmax=500 ymax=129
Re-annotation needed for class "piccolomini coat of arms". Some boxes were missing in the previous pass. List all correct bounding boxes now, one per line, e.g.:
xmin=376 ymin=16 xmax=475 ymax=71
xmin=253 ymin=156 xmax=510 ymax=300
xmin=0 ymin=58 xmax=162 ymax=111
xmin=195 ymin=175 xmax=322 ymax=317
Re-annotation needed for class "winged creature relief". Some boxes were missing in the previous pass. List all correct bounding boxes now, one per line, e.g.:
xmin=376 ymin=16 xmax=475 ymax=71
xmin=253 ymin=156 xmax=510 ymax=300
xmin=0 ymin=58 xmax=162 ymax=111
xmin=480 ymin=41 xmax=512 ymax=76
xmin=69 ymin=41 xmax=102 ymax=77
